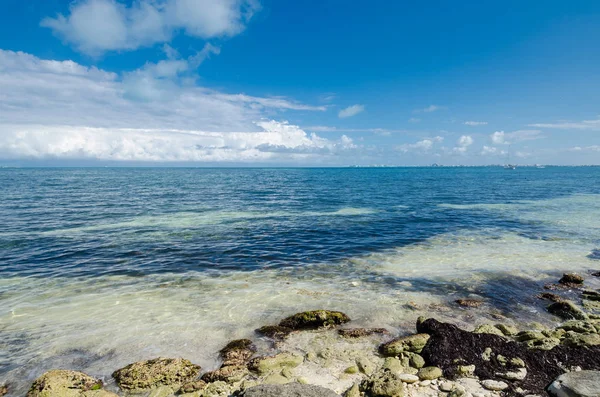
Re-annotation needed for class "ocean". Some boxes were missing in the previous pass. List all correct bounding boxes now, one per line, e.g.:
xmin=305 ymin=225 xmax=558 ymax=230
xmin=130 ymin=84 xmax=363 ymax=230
xmin=1 ymin=167 xmax=600 ymax=394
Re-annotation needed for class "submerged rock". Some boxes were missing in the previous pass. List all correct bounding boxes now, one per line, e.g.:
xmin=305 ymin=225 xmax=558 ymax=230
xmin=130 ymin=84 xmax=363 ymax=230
xmin=220 ymin=339 xmax=256 ymax=366
xmin=248 ymin=353 xmax=303 ymax=375
xmin=379 ymin=334 xmax=430 ymax=356
xmin=546 ymin=370 xmax=600 ymax=397
xmin=338 ymin=328 xmax=389 ymax=338
xmin=255 ymin=325 xmax=294 ymax=340
xmin=278 ymin=310 xmax=351 ymax=330
xmin=559 ymin=273 xmax=585 ymax=285
xmin=547 ymin=301 xmax=589 ymax=320
xmin=537 ymin=292 xmax=564 ymax=302
xmin=238 ymin=383 xmax=340 ymax=397
xmin=27 ymin=370 xmax=116 ymax=397
xmin=455 ymin=299 xmax=484 ymax=308
xmin=0 ymin=384 xmax=7 ymax=397
xmin=583 ymin=290 xmax=600 ymax=302
xmin=112 ymin=357 xmax=201 ymax=391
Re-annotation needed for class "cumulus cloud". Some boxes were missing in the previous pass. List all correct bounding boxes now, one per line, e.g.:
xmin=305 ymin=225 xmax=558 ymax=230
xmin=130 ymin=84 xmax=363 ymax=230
xmin=464 ymin=121 xmax=487 ymax=126
xmin=396 ymin=136 xmax=443 ymax=153
xmin=453 ymin=135 xmax=473 ymax=153
xmin=481 ymin=145 xmax=507 ymax=156
xmin=490 ymin=130 xmax=543 ymax=145
xmin=0 ymin=50 xmax=336 ymax=163
xmin=491 ymin=131 xmax=506 ymax=145
xmin=413 ymin=105 xmax=443 ymax=113
xmin=338 ymin=104 xmax=365 ymax=118
xmin=41 ymin=0 xmax=260 ymax=55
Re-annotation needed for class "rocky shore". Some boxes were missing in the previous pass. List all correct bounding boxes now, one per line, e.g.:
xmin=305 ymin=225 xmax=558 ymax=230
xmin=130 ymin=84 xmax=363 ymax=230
xmin=9 ymin=272 xmax=600 ymax=397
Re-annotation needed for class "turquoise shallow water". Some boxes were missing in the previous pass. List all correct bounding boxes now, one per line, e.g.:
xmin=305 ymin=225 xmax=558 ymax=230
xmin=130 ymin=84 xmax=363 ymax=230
xmin=1 ymin=167 xmax=600 ymax=394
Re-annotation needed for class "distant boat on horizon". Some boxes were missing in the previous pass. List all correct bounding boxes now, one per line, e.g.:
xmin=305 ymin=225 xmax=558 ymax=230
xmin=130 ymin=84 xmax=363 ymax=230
xmin=504 ymin=164 xmax=517 ymax=170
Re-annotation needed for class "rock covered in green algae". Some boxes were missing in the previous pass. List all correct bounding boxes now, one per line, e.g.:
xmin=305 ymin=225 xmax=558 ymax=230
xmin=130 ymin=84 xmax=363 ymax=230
xmin=562 ymin=332 xmax=600 ymax=347
xmin=338 ymin=328 xmax=389 ymax=338
xmin=247 ymin=353 xmax=304 ymax=375
xmin=582 ymin=290 xmax=600 ymax=302
xmin=558 ymin=320 xmax=598 ymax=334
xmin=494 ymin=324 xmax=518 ymax=336
xmin=417 ymin=366 xmax=443 ymax=380
xmin=379 ymin=333 xmax=430 ymax=356
xmin=201 ymin=365 xmax=249 ymax=384
xmin=220 ymin=339 xmax=256 ymax=366
xmin=112 ymin=357 xmax=201 ymax=391
xmin=547 ymin=301 xmax=589 ymax=320
xmin=361 ymin=370 xmax=405 ymax=397
xmin=473 ymin=324 xmax=505 ymax=337
xmin=278 ymin=310 xmax=351 ymax=330
xmin=238 ymin=383 xmax=340 ymax=397
xmin=27 ymin=370 xmax=116 ymax=397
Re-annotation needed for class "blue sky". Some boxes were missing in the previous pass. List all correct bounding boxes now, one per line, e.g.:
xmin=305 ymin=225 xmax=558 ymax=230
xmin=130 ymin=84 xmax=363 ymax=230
xmin=0 ymin=0 xmax=599 ymax=165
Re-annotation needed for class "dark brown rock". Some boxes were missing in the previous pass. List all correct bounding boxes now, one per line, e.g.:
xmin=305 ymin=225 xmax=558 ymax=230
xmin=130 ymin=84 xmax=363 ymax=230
xmin=537 ymin=292 xmax=564 ymax=302
xmin=179 ymin=380 xmax=207 ymax=394
xmin=255 ymin=325 xmax=294 ymax=340
xmin=201 ymin=365 xmax=248 ymax=384
xmin=112 ymin=357 xmax=201 ymax=391
xmin=220 ymin=339 xmax=256 ymax=366
xmin=547 ymin=301 xmax=588 ymax=320
xmin=338 ymin=328 xmax=389 ymax=338
xmin=559 ymin=273 xmax=585 ymax=285
xmin=455 ymin=299 xmax=484 ymax=308
xmin=279 ymin=310 xmax=351 ymax=330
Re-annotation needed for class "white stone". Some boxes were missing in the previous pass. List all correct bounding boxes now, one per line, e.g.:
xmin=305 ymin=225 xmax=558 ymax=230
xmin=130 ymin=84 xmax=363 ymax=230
xmin=398 ymin=373 xmax=419 ymax=384
xmin=481 ymin=380 xmax=509 ymax=391
xmin=420 ymin=379 xmax=431 ymax=386
xmin=439 ymin=381 xmax=454 ymax=392
xmin=497 ymin=367 xmax=527 ymax=381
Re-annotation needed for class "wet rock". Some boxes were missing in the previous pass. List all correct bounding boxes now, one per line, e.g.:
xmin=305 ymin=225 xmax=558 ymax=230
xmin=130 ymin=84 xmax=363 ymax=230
xmin=473 ymin=324 xmax=505 ymax=337
xmin=238 ymin=383 xmax=340 ymax=397
xmin=248 ymin=353 xmax=303 ymax=375
xmin=0 ymin=384 xmax=7 ymax=397
xmin=495 ymin=324 xmax=518 ymax=336
xmin=417 ymin=367 xmax=442 ymax=380
xmin=220 ymin=339 xmax=256 ymax=366
xmin=481 ymin=380 xmax=508 ymax=391
xmin=379 ymin=334 xmax=430 ymax=356
xmin=592 ymin=271 xmax=600 ymax=277
xmin=455 ymin=299 xmax=484 ymax=308
xmin=27 ymin=370 xmax=116 ymax=397
xmin=201 ymin=365 xmax=249 ymax=384
xmin=547 ymin=301 xmax=589 ymax=320
xmin=559 ymin=273 xmax=585 ymax=285
xmin=546 ymin=370 xmax=600 ymax=397
xmin=180 ymin=380 xmax=207 ymax=394
xmin=338 ymin=328 xmax=389 ymax=338
xmin=583 ymin=290 xmax=600 ymax=302
xmin=537 ymin=292 xmax=564 ymax=302
xmin=255 ymin=325 xmax=294 ymax=340
xmin=361 ymin=370 xmax=405 ymax=397
xmin=278 ymin=310 xmax=350 ymax=330
xmin=112 ymin=357 xmax=201 ymax=391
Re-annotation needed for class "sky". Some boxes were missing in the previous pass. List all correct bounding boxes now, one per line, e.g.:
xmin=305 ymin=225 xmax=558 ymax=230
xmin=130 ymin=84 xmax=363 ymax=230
xmin=0 ymin=0 xmax=599 ymax=166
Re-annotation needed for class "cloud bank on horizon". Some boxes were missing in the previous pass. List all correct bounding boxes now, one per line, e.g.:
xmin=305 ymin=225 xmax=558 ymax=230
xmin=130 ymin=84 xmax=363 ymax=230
xmin=1 ymin=0 xmax=599 ymax=165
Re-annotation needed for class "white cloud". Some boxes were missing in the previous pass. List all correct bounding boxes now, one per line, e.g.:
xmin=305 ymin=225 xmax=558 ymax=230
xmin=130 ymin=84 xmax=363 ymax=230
xmin=453 ymin=135 xmax=473 ymax=153
xmin=0 ymin=50 xmax=334 ymax=163
xmin=396 ymin=136 xmax=443 ymax=153
xmin=464 ymin=121 xmax=488 ymax=126
xmin=338 ymin=104 xmax=365 ymax=118
xmin=528 ymin=119 xmax=600 ymax=130
xmin=481 ymin=145 xmax=507 ymax=156
xmin=490 ymin=129 xmax=543 ymax=145
xmin=568 ymin=145 xmax=600 ymax=152
xmin=41 ymin=0 xmax=260 ymax=55
xmin=491 ymin=131 xmax=506 ymax=145
xmin=413 ymin=105 xmax=443 ymax=113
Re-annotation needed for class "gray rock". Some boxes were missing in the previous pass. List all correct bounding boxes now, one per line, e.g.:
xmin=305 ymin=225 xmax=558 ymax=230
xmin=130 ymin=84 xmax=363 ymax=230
xmin=481 ymin=380 xmax=508 ymax=391
xmin=546 ymin=370 xmax=600 ymax=397
xmin=239 ymin=383 xmax=340 ymax=397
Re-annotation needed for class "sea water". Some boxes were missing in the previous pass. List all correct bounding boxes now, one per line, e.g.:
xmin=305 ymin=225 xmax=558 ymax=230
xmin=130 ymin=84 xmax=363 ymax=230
xmin=1 ymin=167 xmax=599 ymax=394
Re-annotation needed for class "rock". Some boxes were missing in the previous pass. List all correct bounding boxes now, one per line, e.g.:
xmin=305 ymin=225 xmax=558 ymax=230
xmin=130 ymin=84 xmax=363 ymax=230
xmin=497 ymin=367 xmax=527 ymax=381
xmin=27 ymin=370 xmax=116 ymax=397
xmin=538 ymin=292 xmax=564 ymax=302
xmin=382 ymin=357 xmax=405 ymax=373
xmin=0 ymin=384 xmax=7 ymax=397
xmin=261 ymin=373 xmax=290 ymax=385
xmin=344 ymin=366 xmax=359 ymax=374
xmin=455 ymin=299 xmax=484 ymax=308
xmin=255 ymin=325 xmax=294 ymax=340
xmin=592 ymin=271 xmax=600 ymax=277
xmin=180 ymin=380 xmax=207 ymax=394
xmin=558 ymin=320 xmax=597 ymax=334
xmin=548 ymin=301 xmax=589 ymax=320
xmin=379 ymin=334 xmax=431 ymax=356
xmin=473 ymin=324 xmax=505 ymax=337
xmin=480 ymin=380 xmax=508 ymax=391
xmin=199 ymin=381 xmax=233 ymax=397
xmin=112 ymin=357 xmax=201 ymax=391
xmin=147 ymin=386 xmax=174 ymax=397
xmin=439 ymin=381 xmax=454 ymax=392
xmin=409 ymin=354 xmax=425 ymax=369
xmin=482 ymin=347 xmax=493 ymax=361
xmin=338 ymin=328 xmax=389 ymax=338
xmin=417 ymin=367 xmax=442 ymax=380
xmin=495 ymin=324 xmax=518 ymax=336
xmin=546 ymin=370 xmax=600 ymax=397
xmin=516 ymin=331 xmax=545 ymax=342
xmin=559 ymin=273 xmax=585 ymax=285
xmin=220 ymin=339 xmax=256 ymax=366
xmin=248 ymin=353 xmax=303 ymax=375
xmin=525 ymin=337 xmax=561 ymax=351
xmin=583 ymin=290 xmax=600 ymax=302
xmin=356 ymin=357 xmax=376 ymax=375
xmin=278 ymin=310 xmax=351 ymax=330
xmin=201 ymin=365 xmax=249 ymax=384
xmin=398 ymin=374 xmax=419 ymax=384
xmin=456 ymin=365 xmax=475 ymax=377
xmin=562 ymin=332 xmax=600 ymax=347
xmin=344 ymin=383 xmax=360 ymax=397
xmin=239 ymin=383 xmax=340 ymax=397
xmin=362 ymin=371 xmax=405 ymax=397
xmin=510 ymin=357 xmax=526 ymax=367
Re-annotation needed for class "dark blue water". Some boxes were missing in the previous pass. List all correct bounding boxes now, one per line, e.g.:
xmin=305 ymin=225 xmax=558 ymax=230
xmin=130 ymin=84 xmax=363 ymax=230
xmin=2 ymin=167 xmax=599 ymax=278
